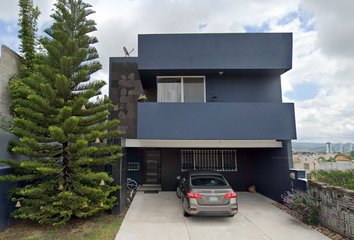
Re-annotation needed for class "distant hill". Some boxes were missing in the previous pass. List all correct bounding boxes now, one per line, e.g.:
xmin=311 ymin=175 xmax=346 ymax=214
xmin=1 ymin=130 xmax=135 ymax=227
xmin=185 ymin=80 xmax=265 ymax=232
xmin=292 ymin=142 xmax=326 ymax=153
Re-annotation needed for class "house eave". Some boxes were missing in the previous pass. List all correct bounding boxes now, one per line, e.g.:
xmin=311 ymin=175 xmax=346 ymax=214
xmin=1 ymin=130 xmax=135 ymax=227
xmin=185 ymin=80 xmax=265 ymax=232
xmin=125 ymin=139 xmax=283 ymax=148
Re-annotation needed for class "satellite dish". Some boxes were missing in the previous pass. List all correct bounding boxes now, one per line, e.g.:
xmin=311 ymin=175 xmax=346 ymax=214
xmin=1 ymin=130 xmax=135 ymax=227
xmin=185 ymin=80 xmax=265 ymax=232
xmin=123 ymin=47 xmax=134 ymax=57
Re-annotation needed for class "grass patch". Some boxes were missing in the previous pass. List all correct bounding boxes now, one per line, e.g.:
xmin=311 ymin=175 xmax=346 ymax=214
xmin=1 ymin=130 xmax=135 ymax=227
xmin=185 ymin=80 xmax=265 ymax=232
xmin=0 ymin=211 xmax=125 ymax=240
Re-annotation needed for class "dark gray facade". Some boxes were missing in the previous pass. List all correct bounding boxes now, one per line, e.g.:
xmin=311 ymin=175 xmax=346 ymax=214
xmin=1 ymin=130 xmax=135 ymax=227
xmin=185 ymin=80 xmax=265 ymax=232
xmin=109 ymin=33 xmax=296 ymax=204
xmin=138 ymin=33 xmax=292 ymax=71
xmin=0 ymin=133 xmax=28 ymax=233
xmin=138 ymin=33 xmax=292 ymax=88
xmin=121 ymin=145 xmax=292 ymax=203
xmin=205 ymin=74 xmax=283 ymax=103
xmin=111 ymin=137 xmax=127 ymax=215
xmin=137 ymin=102 xmax=296 ymax=140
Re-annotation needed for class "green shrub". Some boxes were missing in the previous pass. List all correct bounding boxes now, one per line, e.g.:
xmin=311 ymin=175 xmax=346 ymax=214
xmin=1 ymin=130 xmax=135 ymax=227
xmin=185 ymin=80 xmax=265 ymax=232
xmin=281 ymin=189 xmax=321 ymax=225
xmin=312 ymin=169 xmax=354 ymax=190
xmin=343 ymin=179 xmax=354 ymax=190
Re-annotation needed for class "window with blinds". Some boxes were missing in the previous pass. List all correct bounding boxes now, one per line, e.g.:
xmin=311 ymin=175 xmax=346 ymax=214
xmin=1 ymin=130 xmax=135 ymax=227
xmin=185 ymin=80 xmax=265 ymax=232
xmin=157 ymin=76 xmax=205 ymax=102
xmin=181 ymin=149 xmax=237 ymax=171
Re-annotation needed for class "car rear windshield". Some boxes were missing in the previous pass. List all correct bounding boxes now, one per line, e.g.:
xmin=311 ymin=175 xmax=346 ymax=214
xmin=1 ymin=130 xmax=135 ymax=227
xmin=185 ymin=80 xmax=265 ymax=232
xmin=191 ymin=175 xmax=227 ymax=186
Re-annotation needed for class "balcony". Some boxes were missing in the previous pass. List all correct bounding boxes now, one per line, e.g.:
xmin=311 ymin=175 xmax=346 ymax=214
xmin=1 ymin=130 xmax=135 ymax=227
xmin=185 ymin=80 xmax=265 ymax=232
xmin=137 ymin=102 xmax=296 ymax=140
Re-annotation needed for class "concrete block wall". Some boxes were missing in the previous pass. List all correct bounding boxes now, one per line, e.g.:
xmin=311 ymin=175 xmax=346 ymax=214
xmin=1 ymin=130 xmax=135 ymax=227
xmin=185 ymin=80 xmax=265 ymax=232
xmin=0 ymin=45 xmax=21 ymax=117
xmin=110 ymin=62 xmax=143 ymax=139
xmin=308 ymin=180 xmax=354 ymax=239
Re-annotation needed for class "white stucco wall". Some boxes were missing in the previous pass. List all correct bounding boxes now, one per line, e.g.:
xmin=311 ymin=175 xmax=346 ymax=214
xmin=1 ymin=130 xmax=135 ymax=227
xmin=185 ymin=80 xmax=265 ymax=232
xmin=320 ymin=161 xmax=354 ymax=171
xmin=293 ymin=153 xmax=338 ymax=178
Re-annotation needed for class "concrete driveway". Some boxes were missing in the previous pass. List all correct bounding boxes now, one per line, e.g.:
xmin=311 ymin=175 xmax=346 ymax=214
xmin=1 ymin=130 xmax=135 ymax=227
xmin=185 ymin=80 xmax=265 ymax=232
xmin=115 ymin=191 xmax=329 ymax=240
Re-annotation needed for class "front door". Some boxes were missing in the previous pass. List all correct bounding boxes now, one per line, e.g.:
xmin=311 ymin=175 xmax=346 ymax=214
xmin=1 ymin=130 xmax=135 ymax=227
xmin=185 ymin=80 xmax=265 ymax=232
xmin=143 ymin=150 xmax=161 ymax=184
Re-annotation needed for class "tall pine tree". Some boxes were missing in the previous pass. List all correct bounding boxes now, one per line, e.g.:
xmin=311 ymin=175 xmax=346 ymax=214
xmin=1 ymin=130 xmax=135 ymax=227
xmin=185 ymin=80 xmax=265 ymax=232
xmin=18 ymin=0 xmax=40 ymax=77
xmin=9 ymin=0 xmax=40 ymax=106
xmin=0 ymin=0 xmax=122 ymax=226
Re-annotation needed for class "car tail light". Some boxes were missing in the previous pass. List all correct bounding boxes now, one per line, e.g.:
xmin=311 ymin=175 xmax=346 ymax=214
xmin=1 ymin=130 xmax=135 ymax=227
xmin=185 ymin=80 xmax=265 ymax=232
xmin=186 ymin=190 xmax=202 ymax=199
xmin=224 ymin=191 xmax=237 ymax=199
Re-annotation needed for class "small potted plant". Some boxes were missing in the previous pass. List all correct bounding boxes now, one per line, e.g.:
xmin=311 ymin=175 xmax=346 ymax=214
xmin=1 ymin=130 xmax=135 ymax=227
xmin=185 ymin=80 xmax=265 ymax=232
xmin=138 ymin=94 xmax=147 ymax=102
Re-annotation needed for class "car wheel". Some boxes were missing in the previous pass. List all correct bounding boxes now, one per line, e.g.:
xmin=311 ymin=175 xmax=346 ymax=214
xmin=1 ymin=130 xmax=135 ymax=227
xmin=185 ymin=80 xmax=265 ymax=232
xmin=176 ymin=187 xmax=181 ymax=199
xmin=182 ymin=198 xmax=190 ymax=217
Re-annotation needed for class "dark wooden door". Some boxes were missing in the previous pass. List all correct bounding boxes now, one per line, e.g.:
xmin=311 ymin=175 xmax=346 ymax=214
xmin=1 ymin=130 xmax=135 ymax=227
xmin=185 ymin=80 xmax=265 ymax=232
xmin=143 ymin=150 xmax=161 ymax=184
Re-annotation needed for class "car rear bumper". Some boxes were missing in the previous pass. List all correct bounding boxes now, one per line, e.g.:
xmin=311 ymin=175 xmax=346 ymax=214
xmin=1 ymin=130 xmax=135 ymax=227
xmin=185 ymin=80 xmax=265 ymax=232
xmin=184 ymin=198 xmax=238 ymax=216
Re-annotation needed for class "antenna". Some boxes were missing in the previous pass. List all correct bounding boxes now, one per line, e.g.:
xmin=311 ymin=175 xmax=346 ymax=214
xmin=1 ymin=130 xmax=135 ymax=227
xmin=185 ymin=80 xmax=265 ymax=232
xmin=123 ymin=47 xmax=134 ymax=57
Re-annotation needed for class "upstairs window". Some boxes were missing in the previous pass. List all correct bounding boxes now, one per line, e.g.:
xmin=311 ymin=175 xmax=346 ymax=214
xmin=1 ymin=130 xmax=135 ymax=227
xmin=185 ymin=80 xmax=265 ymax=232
xmin=157 ymin=76 xmax=205 ymax=102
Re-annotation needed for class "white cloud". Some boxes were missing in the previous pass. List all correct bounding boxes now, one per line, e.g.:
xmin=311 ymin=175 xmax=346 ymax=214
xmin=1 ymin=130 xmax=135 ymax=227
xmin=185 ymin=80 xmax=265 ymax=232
xmin=282 ymin=0 xmax=354 ymax=142
xmin=34 ymin=0 xmax=56 ymax=32
xmin=6 ymin=24 xmax=16 ymax=33
xmin=0 ymin=1 xmax=18 ymax=22
xmin=302 ymin=0 xmax=354 ymax=59
xmin=0 ymin=35 xmax=20 ymax=51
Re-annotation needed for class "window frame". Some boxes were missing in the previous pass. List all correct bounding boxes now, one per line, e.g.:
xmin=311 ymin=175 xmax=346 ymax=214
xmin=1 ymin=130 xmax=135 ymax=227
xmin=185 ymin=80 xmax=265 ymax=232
xmin=304 ymin=163 xmax=310 ymax=170
xmin=127 ymin=162 xmax=140 ymax=172
xmin=181 ymin=149 xmax=237 ymax=172
xmin=156 ymin=76 xmax=206 ymax=103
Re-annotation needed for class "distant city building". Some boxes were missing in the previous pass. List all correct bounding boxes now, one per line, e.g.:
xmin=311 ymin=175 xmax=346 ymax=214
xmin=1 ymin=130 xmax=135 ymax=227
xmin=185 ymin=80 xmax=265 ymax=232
xmin=333 ymin=143 xmax=343 ymax=153
xmin=293 ymin=142 xmax=354 ymax=178
xmin=343 ymin=142 xmax=353 ymax=153
xmin=326 ymin=142 xmax=332 ymax=153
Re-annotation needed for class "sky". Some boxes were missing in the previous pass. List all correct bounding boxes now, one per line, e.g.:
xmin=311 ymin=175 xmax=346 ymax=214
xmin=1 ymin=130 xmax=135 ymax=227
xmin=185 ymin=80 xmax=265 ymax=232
xmin=0 ymin=0 xmax=354 ymax=143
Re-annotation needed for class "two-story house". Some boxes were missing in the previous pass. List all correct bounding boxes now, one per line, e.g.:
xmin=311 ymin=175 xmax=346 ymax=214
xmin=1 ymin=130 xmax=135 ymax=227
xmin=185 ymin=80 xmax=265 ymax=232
xmin=109 ymin=33 xmax=296 ymax=203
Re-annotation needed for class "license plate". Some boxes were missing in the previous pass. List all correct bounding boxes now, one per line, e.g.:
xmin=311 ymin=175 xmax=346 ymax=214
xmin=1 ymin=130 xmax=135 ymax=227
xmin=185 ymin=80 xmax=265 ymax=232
xmin=209 ymin=196 xmax=218 ymax=202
